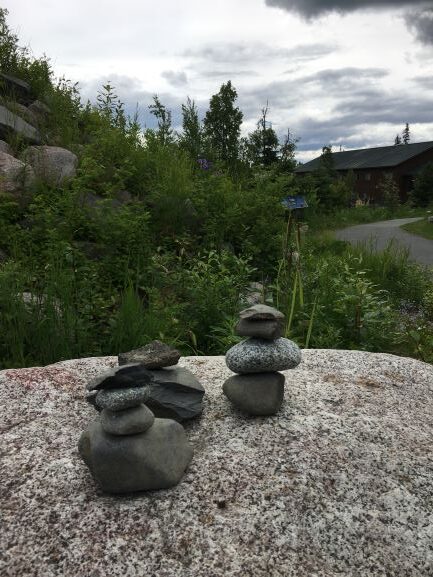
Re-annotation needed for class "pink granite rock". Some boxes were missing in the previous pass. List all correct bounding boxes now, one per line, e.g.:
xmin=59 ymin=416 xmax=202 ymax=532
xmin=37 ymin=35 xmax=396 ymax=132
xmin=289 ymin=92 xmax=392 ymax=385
xmin=1 ymin=351 xmax=432 ymax=577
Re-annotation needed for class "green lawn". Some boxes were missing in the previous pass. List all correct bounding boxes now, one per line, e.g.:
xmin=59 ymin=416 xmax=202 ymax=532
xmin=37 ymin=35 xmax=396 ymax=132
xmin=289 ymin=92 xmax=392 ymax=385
xmin=401 ymin=217 xmax=433 ymax=240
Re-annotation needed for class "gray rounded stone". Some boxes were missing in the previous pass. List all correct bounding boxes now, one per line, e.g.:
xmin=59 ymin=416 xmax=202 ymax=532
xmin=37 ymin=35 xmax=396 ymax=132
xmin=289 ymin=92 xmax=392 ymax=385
xmin=225 ymin=337 xmax=301 ymax=374
xmin=79 ymin=418 xmax=193 ymax=493
xmin=96 ymin=386 xmax=150 ymax=411
xmin=223 ymin=372 xmax=285 ymax=415
xmin=100 ymin=404 xmax=155 ymax=435
xmin=239 ymin=304 xmax=285 ymax=321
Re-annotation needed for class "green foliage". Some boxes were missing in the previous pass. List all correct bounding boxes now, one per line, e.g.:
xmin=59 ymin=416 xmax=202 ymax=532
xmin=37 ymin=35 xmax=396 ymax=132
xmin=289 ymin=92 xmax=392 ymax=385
xmin=179 ymin=97 xmax=202 ymax=160
xmin=378 ymin=173 xmax=400 ymax=209
xmin=0 ymin=9 xmax=431 ymax=368
xmin=203 ymin=81 xmax=243 ymax=166
xmin=411 ymin=163 xmax=433 ymax=207
xmin=244 ymin=105 xmax=279 ymax=166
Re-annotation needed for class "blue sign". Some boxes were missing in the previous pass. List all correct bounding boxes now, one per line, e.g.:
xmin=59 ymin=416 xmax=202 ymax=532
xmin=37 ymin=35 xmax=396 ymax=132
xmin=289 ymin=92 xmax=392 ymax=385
xmin=282 ymin=196 xmax=308 ymax=210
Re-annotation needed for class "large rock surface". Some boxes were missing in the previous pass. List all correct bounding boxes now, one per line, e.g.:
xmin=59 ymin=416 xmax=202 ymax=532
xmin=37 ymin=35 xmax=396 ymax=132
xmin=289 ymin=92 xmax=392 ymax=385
xmin=0 ymin=104 xmax=40 ymax=143
xmin=21 ymin=145 xmax=77 ymax=186
xmin=1 ymin=351 xmax=432 ymax=577
xmin=0 ymin=151 xmax=35 ymax=193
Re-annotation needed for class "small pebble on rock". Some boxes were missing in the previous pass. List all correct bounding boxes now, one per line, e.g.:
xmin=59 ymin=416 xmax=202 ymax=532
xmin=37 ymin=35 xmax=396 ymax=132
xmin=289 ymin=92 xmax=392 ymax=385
xmin=100 ymin=404 xmax=155 ymax=435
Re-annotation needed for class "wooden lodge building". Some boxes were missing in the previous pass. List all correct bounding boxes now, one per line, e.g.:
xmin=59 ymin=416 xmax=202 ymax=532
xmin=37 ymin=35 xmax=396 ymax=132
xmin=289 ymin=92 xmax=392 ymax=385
xmin=295 ymin=141 xmax=433 ymax=203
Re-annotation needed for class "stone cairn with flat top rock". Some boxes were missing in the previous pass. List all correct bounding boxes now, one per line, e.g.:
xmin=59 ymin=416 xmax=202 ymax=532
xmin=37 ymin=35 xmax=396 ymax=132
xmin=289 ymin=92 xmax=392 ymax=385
xmin=79 ymin=341 xmax=199 ymax=493
xmin=223 ymin=304 xmax=302 ymax=415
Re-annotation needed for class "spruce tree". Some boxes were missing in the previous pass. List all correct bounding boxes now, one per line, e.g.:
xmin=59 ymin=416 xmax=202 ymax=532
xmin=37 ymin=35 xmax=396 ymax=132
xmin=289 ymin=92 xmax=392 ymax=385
xmin=394 ymin=134 xmax=402 ymax=145
xmin=203 ymin=81 xmax=243 ymax=165
xmin=402 ymin=123 xmax=410 ymax=145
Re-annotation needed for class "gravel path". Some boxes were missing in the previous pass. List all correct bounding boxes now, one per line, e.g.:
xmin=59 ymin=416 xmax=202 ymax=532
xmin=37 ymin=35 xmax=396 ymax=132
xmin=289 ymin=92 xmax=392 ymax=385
xmin=335 ymin=217 xmax=433 ymax=266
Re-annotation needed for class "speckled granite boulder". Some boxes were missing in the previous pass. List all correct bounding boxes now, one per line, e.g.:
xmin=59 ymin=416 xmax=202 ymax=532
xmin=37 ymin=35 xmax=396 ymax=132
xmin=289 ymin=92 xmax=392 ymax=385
xmin=226 ymin=337 xmax=301 ymax=373
xmin=1 ymin=351 xmax=433 ymax=576
xmin=223 ymin=372 xmax=285 ymax=415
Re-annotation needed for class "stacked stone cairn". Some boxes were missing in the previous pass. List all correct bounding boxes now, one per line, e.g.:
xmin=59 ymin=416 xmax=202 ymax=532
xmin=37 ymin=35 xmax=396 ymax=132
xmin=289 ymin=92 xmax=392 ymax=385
xmin=79 ymin=345 xmax=194 ymax=493
xmin=223 ymin=304 xmax=302 ymax=415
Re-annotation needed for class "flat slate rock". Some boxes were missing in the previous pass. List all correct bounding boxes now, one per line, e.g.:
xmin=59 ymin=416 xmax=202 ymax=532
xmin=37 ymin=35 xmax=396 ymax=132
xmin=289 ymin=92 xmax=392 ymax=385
xmin=100 ymin=404 xmax=155 ymax=435
xmin=79 ymin=418 xmax=193 ymax=493
xmin=147 ymin=366 xmax=205 ymax=421
xmin=223 ymin=372 xmax=285 ymax=415
xmin=239 ymin=304 xmax=285 ymax=321
xmin=86 ymin=364 xmax=154 ymax=391
xmin=226 ymin=337 xmax=302 ymax=374
xmin=118 ymin=340 xmax=181 ymax=369
xmin=96 ymin=386 xmax=150 ymax=411
xmin=235 ymin=317 xmax=284 ymax=340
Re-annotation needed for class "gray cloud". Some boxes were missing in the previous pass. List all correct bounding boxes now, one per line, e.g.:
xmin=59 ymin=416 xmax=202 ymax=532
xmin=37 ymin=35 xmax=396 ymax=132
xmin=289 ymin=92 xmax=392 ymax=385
xmin=161 ymin=70 xmax=188 ymax=87
xmin=185 ymin=41 xmax=336 ymax=66
xmin=405 ymin=8 xmax=433 ymax=44
xmin=265 ymin=0 xmax=429 ymax=19
xmin=265 ymin=1 xmax=433 ymax=47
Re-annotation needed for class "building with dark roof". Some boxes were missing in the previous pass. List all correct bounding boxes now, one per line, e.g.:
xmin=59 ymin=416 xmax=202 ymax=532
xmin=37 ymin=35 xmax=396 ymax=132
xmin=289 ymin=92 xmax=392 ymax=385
xmin=295 ymin=141 xmax=433 ymax=202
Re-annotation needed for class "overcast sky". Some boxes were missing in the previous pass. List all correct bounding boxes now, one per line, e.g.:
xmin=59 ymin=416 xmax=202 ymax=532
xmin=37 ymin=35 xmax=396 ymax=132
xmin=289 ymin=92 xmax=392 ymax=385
xmin=3 ymin=0 xmax=433 ymax=162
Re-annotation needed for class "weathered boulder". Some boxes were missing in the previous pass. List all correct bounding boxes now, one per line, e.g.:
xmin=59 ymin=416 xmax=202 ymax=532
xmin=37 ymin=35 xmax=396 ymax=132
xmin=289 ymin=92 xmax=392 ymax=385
xmin=0 ymin=73 xmax=33 ymax=105
xmin=0 ymin=104 xmax=40 ymax=143
xmin=1 ymin=351 xmax=432 ymax=576
xmin=28 ymin=99 xmax=51 ymax=118
xmin=0 ymin=151 xmax=35 ymax=193
xmin=21 ymin=145 xmax=77 ymax=186
xmin=0 ymin=139 xmax=12 ymax=154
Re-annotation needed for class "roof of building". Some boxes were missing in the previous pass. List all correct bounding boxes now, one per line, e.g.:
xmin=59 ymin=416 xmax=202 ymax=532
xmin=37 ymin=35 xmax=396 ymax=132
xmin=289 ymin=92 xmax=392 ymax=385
xmin=295 ymin=141 xmax=433 ymax=173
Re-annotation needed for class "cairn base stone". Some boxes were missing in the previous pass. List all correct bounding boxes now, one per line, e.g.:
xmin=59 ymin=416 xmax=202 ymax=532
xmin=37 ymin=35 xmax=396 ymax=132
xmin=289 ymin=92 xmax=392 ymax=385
xmin=79 ymin=418 xmax=193 ymax=493
xmin=223 ymin=372 xmax=285 ymax=415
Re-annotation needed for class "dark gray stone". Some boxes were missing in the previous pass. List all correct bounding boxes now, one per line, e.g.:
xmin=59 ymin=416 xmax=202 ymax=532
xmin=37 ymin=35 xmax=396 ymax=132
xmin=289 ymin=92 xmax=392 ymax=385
xmin=118 ymin=340 xmax=181 ymax=369
xmin=223 ymin=372 xmax=285 ymax=415
xmin=86 ymin=364 xmax=154 ymax=391
xmin=235 ymin=318 xmax=284 ymax=340
xmin=78 ymin=418 xmax=193 ymax=493
xmin=147 ymin=366 xmax=205 ymax=422
xmin=100 ymin=404 xmax=154 ymax=435
xmin=226 ymin=337 xmax=302 ymax=374
xmin=96 ymin=386 xmax=150 ymax=411
xmin=239 ymin=304 xmax=285 ymax=322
